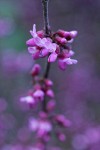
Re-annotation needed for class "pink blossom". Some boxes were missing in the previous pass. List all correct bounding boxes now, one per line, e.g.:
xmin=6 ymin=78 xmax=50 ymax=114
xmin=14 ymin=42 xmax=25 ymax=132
xmin=20 ymin=96 xmax=35 ymax=104
xmin=46 ymin=89 xmax=54 ymax=98
xmin=46 ymin=100 xmax=56 ymax=112
xmin=26 ymin=24 xmax=78 ymax=71
xmin=29 ymin=118 xmax=52 ymax=136
xmin=57 ymin=29 xmax=78 ymax=39
xmin=58 ymin=58 xmax=78 ymax=70
xmin=48 ymin=52 xmax=58 ymax=62
xmin=31 ymin=64 xmax=41 ymax=76
xmin=26 ymin=24 xmax=57 ymax=58
xmin=44 ymin=79 xmax=53 ymax=87
xmin=40 ymin=48 xmax=49 ymax=57
xmin=33 ymin=89 xmax=44 ymax=101
xmin=67 ymin=50 xmax=75 ymax=57
xmin=55 ymin=36 xmax=67 ymax=44
xmin=29 ymin=118 xmax=39 ymax=131
xmin=28 ymin=47 xmax=37 ymax=54
xmin=39 ymin=121 xmax=52 ymax=133
xmin=57 ymin=132 xmax=66 ymax=142
xmin=70 ymin=30 xmax=78 ymax=38
xmin=30 ymin=24 xmax=37 ymax=38
xmin=63 ymin=58 xmax=78 ymax=65
xmin=26 ymin=38 xmax=36 ymax=46
xmin=55 ymin=115 xmax=71 ymax=127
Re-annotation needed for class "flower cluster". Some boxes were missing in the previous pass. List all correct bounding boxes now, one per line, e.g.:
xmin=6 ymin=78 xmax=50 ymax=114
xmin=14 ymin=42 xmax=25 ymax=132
xmin=29 ymin=112 xmax=71 ymax=148
xmin=20 ymin=64 xmax=54 ymax=107
xmin=20 ymin=63 xmax=71 ymax=149
xmin=26 ymin=24 xmax=78 ymax=70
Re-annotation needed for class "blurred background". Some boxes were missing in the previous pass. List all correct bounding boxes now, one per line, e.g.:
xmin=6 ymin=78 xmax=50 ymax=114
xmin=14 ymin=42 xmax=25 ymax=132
xmin=0 ymin=0 xmax=100 ymax=149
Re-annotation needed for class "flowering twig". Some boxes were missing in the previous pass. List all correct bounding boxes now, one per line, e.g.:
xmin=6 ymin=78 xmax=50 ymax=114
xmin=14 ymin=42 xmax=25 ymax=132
xmin=20 ymin=0 xmax=78 ymax=149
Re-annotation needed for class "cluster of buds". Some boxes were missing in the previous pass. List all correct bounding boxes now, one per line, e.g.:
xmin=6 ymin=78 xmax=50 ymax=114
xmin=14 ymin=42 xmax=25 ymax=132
xmin=26 ymin=24 xmax=78 ymax=70
xmin=20 ymin=64 xmax=54 ymax=107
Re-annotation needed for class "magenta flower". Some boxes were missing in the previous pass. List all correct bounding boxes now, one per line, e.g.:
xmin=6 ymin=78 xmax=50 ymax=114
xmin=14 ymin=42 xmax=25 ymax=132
xmin=31 ymin=64 xmax=41 ymax=76
xmin=48 ymin=52 xmax=58 ymax=62
xmin=20 ymin=96 xmax=35 ymax=104
xmin=58 ymin=58 xmax=78 ymax=70
xmin=33 ymin=89 xmax=45 ymax=101
xmin=26 ymin=24 xmax=78 ymax=71
xmin=29 ymin=118 xmax=52 ymax=137
xmin=46 ymin=89 xmax=54 ymax=98
xmin=27 ymin=24 xmax=57 ymax=59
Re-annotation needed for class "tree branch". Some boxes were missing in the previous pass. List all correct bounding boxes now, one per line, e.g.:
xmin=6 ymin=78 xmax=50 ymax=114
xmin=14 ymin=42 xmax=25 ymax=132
xmin=41 ymin=0 xmax=51 ymax=112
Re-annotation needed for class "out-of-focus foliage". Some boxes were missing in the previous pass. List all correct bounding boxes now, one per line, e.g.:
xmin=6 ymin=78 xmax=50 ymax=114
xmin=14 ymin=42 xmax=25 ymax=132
xmin=0 ymin=0 xmax=100 ymax=149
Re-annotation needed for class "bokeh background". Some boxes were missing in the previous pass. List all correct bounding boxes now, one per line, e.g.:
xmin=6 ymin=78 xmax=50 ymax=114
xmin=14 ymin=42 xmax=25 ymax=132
xmin=0 ymin=0 xmax=100 ymax=149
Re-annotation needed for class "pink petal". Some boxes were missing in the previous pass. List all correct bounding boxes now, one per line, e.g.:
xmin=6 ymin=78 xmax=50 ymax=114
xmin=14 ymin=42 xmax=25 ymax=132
xmin=58 ymin=59 xmax=66 ymax=70
xmin=26 ymin=38 xmax=35 ymax=46
xmin=48 ymin=53 xmax=57 ymax=62
xmin=32 ymin=51 xmax=40 ymax=60
xmin=40 ymin=48 xmax=49 ymax=57
xmin=30 ymin=24 xmax=37 ymax=37
xmin=64 ymin=58 xmax=78 ymax=65
xmin=28 ymin=47 xmax=37 ymax=54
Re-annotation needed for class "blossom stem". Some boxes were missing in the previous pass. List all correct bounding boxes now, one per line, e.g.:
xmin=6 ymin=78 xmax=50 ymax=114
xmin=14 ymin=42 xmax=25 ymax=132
xmin=42 ymin=0 xmax=50 ymax=36
xmin=42 ymin=0 xmax=51 ymax=112
xmin=44 ymin=61 xmax=50 ymax=78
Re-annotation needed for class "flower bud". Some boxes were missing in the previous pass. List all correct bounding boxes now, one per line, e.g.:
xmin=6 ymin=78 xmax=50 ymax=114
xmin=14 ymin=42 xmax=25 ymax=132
xmin=33 ymin=89 xmax=44 ymax=101
xmin=46 ymin=100 xmax=56 ymax=112
xmin=45 ymin=79 xmax=53 ymax=87
xmin=39 ymin=111 xmax=48 ymax=120
xmin=37 ymin=30 xmax=44 ymax=38
xmin=46 ymin=89 xmax=54 ymax=98
xmin=57 ymin=132 xmax=66 ymax=142
xmin=55 ymin=36 xmax=67 ymax=45
xmin=55 ymin=115 xmax=71 ymax=127
xmin=57 ymin=29 xmax=67 ymax=37
xmin=70 ymin=30 xmax=78 ymax=38
xmin=30 ymin=64 xmax=41 ymax=76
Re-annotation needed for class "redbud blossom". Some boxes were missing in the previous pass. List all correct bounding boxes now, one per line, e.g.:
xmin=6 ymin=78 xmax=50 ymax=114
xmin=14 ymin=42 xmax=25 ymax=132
xmin=26 ymin=24 xmax=78 ymax=70
xmin=58 ymin=58 xmax=78 ymax=70
xmin=31 ymin=64 xmax=41 ymax=76
xmin=46 ymin=89 xmax=54 ymax=98
xmin=33 ymin=89 xmax=44 ymax=101
xmin=20 ymin=96 xmax=35 ymax=104
xmin=29 ymin=118 xmax=52 ymax=137
xmin=46 ymin=100 xmax=56 ymax=112
xmin=55 ymin=115 xmax=71 ymax=127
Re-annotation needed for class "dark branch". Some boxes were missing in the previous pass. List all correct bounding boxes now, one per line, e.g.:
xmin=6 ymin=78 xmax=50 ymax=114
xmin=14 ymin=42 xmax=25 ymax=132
xmin=42 ymin=0 xmax=51 ymax=36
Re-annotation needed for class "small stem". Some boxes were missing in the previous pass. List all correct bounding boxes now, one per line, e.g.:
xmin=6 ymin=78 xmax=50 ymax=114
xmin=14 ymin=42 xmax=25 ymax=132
xmin=42 ymin=0 xmax=50 ymax=36
xmin=44 ymin=61 xmax=50 ymax=78
xmin=43 ymin=62 xmax=50 ymax=112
